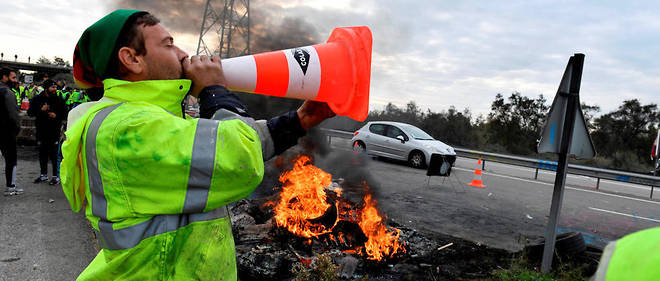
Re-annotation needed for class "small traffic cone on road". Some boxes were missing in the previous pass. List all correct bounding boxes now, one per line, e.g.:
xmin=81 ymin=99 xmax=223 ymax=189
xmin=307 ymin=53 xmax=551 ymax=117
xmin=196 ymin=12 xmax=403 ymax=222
xmin=468 ymin=158 xmax=487 ymax=188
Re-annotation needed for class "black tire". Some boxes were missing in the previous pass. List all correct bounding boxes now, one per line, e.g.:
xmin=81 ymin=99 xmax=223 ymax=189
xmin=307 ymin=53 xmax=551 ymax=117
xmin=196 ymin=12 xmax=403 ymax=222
xmin=353 ymin=141 xmax=366 ymax=153
xmin=408 ymin=151 xmax=426 ymax=169
xmin=524 ymin=232 xmax=586 ymax=263
xmin=555 ymin=231 xmax=587 ymax=256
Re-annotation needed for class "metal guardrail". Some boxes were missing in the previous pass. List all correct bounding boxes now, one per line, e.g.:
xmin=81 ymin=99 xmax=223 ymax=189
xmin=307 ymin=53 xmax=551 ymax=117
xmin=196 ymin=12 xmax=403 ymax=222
xmin=320 ymin=128 xmax=354 ymax=139
xmin=0 ymin=60 xmax=72 ymax=73
xmin=319 ymin=128 xmax=659 ymax=198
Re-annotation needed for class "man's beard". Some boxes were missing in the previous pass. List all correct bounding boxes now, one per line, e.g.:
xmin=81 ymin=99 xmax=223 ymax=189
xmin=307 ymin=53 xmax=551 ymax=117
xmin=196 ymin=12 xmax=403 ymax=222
xmin=145 ymin=57 xmax=183 ymax=81
xmin=6 ymin=81 xmax=17 ymax=89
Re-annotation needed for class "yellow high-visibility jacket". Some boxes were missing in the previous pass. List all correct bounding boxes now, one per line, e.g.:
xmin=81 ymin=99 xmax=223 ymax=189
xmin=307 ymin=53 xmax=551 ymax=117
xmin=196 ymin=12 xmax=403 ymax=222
xmin=62 ymin=79 xmax=265 ymax=280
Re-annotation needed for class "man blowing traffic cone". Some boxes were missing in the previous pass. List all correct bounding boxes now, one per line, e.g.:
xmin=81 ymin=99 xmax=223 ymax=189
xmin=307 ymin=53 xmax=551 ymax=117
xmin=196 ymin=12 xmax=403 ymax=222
xmin=61 ymin=9 xmax=334 ymax=280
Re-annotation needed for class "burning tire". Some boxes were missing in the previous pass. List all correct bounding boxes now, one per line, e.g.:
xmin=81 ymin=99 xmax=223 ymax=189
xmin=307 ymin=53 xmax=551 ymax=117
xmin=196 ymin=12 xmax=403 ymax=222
xmin=408 ymin=151 xmax=425 ymax=169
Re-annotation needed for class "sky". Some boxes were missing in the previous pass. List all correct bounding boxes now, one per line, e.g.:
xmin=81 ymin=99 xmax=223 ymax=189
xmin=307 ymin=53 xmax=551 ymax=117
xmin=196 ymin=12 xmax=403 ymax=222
xmin=1 ymin=0 xmax=658 ymax=118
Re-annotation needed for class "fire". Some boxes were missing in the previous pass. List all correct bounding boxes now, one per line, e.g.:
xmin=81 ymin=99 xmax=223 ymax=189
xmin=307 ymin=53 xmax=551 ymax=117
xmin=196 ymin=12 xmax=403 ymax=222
xmin=272 ymin=156 xmax=335 ymax=238
xmin=358 ymin=193 xmax=406 ymax=261
xmin=270 ymin=155 xmax=406 ymax=261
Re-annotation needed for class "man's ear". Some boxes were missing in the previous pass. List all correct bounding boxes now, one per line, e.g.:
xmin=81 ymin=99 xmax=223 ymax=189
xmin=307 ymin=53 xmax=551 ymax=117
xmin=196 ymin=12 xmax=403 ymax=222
xmin=117 ymin=47 xmax=145 ymax=76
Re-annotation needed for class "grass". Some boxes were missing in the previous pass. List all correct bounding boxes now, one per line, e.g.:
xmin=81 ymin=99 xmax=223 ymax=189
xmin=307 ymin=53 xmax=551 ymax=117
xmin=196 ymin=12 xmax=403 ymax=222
xmin=491 ymin=253 xmax=591 ymax=281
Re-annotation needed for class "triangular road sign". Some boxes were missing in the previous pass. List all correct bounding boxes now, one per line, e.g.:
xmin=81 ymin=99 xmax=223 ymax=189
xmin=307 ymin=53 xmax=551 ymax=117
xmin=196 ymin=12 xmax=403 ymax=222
xmin=537 ymin=54 xmax=596 ymax=159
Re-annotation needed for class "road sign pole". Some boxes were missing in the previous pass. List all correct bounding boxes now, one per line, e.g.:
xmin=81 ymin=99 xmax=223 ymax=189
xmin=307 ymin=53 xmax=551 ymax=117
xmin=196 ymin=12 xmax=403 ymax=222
xmin=541 ymin=54 xmax=583 ymax=274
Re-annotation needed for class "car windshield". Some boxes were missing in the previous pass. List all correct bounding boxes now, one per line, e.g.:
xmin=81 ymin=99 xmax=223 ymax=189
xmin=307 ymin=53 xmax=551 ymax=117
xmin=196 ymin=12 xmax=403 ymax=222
xmin=402 ymin=125 xmax=434 ymax=140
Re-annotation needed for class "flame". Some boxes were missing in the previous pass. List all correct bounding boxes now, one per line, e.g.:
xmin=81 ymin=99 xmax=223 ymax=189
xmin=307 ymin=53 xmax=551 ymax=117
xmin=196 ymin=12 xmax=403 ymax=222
xmin=272 ymin=156 xmax=335 ymax=238
xmin=271 ymin=155 xmax=406 ymax=261
xmin=358 ymin=193 xmax=406 ymax=261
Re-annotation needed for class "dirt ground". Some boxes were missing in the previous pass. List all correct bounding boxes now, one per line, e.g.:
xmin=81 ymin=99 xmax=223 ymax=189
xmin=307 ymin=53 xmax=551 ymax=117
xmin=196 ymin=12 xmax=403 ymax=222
xmin=236 ymin=137 xmax=601 ymax=280
xmin=0 ymin=146 xmax=98 ymax=280
xmin=1 ymin=139 xmax=599 ymax=280
xmin=232 ymin=195 xmax=514 ymax=281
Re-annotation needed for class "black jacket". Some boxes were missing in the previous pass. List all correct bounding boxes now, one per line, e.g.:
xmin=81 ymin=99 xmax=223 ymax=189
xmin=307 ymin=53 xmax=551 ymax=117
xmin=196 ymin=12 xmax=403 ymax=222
xmin=198 ymin=85 xmax=306 ymax=156
xmin=28 ymin=91 xmax=66 ymax=142
xmin=0 ymin=81 xmax=20 ymax=138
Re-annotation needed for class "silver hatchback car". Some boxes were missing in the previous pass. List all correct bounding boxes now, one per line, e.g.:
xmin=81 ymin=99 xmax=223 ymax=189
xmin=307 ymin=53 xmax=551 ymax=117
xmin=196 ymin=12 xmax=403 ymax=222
xmin=351 ymin=121 xmax=456 ymax=168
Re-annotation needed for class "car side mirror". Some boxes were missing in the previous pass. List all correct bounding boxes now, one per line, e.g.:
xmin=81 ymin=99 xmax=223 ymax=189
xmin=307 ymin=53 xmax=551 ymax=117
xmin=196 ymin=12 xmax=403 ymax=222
xmin=396 ymin=135 xmax=405 ymax=143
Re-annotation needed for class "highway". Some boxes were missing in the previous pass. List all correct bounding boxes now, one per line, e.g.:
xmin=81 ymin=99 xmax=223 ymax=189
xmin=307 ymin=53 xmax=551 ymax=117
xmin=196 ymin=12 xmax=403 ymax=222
xmin=324 ymin=138 xmax=659 ymax=251
xmin=1 ymin=139 xmax=657 ymax=280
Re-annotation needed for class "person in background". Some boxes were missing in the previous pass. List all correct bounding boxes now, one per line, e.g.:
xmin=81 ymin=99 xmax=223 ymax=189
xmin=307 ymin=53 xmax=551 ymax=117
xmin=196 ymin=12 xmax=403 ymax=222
xmin=11 ymin=81 xmax=25 ymax=108
xmin=0 ymin=67 xmax=22 ymax=196
xmin=26 ymin=82 xmax=37 ymax=100
xmin=66 ymin=88 xmax=90 ymax=109
xmin=28 ymin=79 xmax=66 ymax=185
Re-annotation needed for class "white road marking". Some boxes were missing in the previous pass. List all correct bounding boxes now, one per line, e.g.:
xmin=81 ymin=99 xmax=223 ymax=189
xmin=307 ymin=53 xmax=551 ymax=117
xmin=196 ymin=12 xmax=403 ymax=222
xmin=454 ymin=158 xmax=653 ymax=191
xmin=332 ymin=145 xmax=658 ymax=203
xmin=588 ymin=207 xmax=660 ymax=223
xmin=452 ymin=167 xmax=660 ymax=206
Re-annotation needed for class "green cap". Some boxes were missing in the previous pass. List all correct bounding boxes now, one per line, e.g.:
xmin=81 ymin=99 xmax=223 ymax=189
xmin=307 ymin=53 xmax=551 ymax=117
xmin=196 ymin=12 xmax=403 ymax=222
xmin=73 ymin=9 xmax=145 ymax=88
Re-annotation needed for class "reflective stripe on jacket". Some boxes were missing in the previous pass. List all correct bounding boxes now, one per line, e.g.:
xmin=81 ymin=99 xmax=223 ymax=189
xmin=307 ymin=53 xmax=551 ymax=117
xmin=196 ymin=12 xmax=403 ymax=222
xmin=592 ymin=227 xmax=660 ymax=281
xmin=11 ymin=87 xmax=22 ymax=105
xmin=61 ymin=78 xmax=264 ymax=280
xmin=67 ymin=90 xmax=89 ymax=105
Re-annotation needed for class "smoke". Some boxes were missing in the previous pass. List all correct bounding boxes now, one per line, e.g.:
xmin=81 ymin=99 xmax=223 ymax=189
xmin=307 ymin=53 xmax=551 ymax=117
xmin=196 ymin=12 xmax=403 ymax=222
xmin=108 ymin=0 xmax=207 ymax=34
xmin=106 ymin=0 xmax=321 ymax=54
xmin=104 ymin=1 xmax=382 ymax=202
xmin=250 ymin=7 xmax=321 ymax=53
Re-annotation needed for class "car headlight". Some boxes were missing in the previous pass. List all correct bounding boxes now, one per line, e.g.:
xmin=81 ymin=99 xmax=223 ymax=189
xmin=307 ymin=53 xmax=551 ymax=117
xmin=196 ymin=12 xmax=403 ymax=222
xmin=423 ymin=144 xmax=435 ymax=151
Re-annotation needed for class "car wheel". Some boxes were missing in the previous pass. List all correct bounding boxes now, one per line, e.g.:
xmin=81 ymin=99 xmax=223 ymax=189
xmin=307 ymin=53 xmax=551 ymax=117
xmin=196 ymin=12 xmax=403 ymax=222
xmin=409 ymin=151 xmax=425 ymax=169
xmin=353 ymin=141 xmax=366 ymax=153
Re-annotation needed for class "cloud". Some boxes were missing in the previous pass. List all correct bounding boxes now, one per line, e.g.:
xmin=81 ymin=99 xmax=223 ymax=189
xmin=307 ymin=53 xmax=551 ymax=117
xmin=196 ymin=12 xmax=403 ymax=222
xmin=2 ymin=0 xmax=658 ymax=117
xmin=0 ymin=0 xmax=109 ymax=62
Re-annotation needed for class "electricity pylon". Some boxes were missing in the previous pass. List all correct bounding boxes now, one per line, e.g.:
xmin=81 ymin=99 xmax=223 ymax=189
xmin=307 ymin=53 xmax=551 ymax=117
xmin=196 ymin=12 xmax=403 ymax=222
xmin=196 ymin=0 xmax=250 ymax=58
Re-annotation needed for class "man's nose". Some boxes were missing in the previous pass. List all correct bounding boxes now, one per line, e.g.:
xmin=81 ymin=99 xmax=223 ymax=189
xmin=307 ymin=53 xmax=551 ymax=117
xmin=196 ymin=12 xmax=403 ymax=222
xmin=175 ymin=46 xmax=188 ymax=60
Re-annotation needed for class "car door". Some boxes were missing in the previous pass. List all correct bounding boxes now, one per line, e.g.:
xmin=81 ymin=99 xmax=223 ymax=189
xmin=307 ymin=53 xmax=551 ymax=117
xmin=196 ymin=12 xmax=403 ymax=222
xmin=365 ymin=124 xmax=388 ymax=156
xmin=384 ymin=125 xmax=410 ymax=159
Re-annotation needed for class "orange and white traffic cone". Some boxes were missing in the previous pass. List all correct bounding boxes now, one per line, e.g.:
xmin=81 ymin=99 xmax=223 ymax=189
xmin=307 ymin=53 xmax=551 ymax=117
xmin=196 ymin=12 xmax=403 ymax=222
xmin=468 ymin=158 xmax=487 ymax=188
xmin=220 ymin=26 xmax=372 ymax=121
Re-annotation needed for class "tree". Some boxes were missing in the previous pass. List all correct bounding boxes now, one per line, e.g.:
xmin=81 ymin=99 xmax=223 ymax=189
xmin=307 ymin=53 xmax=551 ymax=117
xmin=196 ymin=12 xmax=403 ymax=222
xmin=363 ymin=101 xmax=477 ymax=147
xmin=592 ymin=99 xmax=658 ymax=158
xmin=420 ymin=106 xmax=476 ymax=147
xmin=36 ymin=56 xmax=52 ymax=65
xmin=485 ymin=92 xmax=549 ymax=155
xmin=53 ymin=57 xmax=66 ymax=66
xmin=581 ymin=103 xmax=601 ymax=132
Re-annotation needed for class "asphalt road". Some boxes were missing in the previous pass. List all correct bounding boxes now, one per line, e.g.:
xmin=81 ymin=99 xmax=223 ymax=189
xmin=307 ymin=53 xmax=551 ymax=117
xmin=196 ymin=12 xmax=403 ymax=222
xmin=326 ymin=138 xmax=659 ymax=251
xmin=0 ymin=147 xmax=97 ymax=280
xmin=1 ymin=139 xmax=657 ymax=279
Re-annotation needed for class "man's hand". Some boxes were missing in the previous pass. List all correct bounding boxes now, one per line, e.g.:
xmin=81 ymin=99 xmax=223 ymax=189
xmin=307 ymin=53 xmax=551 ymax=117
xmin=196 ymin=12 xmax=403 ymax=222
xmin=48 ymin=112 xmax=56 ymax=119
xmin=182 ymin=55 xmax=227 ymax=98
xmin=296 ymin=101 xmax=336 ymax=131
xmin=41 ymin=104 xmax=49 ymax=111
